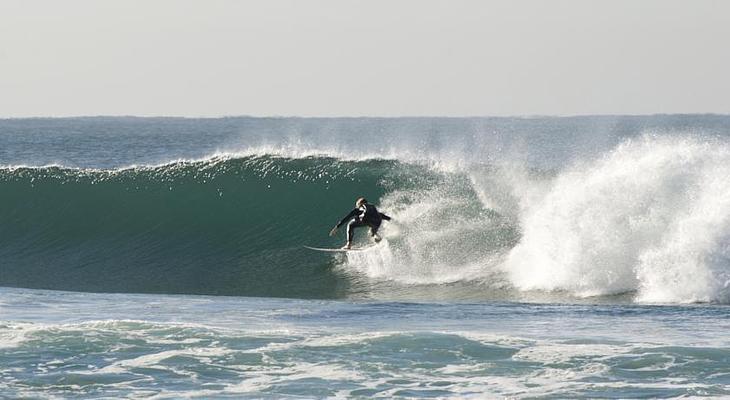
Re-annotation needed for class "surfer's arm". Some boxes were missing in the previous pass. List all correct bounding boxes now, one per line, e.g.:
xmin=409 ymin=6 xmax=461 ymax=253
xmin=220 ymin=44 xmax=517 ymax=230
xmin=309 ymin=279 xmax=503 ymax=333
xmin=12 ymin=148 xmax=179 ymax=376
xmin=335 ymin=209 xmax=359 ymax=229
xmin=330 ymin=209 xmax=358 ymax=236
xmin=379 ymin=212 xmax=391 ymax=221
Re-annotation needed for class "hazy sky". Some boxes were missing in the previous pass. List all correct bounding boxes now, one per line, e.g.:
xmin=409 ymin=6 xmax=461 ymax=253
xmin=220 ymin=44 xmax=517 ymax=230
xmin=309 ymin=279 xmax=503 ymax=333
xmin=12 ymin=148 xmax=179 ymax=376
xmin=1 ymin=0 xmax=729 ymax=117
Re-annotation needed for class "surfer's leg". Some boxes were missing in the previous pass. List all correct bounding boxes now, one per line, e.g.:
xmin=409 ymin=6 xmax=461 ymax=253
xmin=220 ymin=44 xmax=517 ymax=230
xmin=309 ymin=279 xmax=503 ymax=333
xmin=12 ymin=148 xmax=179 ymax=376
xmin=346 ymin=220 xmax=367 ymax=243
xmin=368 ymin=222 xmax=382 ymax=242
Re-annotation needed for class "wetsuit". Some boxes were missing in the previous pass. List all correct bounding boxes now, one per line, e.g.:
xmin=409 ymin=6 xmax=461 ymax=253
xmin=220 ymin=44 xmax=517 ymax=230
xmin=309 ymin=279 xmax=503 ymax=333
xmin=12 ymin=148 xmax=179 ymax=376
xmin=336 ymin=203 xmax=391 ymax=243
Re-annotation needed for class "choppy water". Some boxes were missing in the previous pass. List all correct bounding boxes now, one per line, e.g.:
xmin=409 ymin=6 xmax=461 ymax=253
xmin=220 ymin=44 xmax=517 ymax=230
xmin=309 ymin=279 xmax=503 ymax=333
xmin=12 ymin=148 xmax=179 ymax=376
xmin=2 ymin=115 xmax=730 ymax=397
xmin=2 ymin=287 xmax=729 ymax=399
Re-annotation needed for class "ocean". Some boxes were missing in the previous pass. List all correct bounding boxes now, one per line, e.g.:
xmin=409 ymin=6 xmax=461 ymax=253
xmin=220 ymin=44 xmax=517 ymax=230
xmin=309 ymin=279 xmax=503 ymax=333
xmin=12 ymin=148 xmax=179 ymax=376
xmin=1 ymin=115 xmax=729 ymax=398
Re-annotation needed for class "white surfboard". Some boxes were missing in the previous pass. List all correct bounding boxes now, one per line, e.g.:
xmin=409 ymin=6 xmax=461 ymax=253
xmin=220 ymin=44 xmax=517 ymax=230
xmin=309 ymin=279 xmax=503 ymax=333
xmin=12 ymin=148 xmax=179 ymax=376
xmin=303 ymin=245 xmax=377 ymax=253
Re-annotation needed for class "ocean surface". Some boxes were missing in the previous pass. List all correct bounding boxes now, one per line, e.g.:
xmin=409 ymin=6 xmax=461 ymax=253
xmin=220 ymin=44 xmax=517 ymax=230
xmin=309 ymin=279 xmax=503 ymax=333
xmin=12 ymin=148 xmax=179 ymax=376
xmin=1 ymin=115 xmax=730 ymax=398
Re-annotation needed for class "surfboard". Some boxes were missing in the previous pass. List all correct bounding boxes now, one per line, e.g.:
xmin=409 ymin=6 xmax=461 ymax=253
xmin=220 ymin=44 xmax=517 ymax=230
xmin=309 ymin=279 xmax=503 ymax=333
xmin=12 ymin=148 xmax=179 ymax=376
xmin=303 ymin=245 xmax=376 ymax=252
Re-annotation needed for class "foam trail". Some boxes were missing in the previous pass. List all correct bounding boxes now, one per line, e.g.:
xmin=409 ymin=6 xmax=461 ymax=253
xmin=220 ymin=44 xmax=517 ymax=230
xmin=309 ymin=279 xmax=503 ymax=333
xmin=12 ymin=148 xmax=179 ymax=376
xmin=504 ymin=135 xmax=730 ymax=303
xmin=343 ymin=171 xmax=519 ymax=287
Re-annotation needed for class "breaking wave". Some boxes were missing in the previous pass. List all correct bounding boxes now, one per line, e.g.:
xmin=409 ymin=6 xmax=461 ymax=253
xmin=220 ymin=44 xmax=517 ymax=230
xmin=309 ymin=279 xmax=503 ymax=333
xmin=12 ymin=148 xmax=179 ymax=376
xmin=2 ymin=134 xmax=730 ymax=303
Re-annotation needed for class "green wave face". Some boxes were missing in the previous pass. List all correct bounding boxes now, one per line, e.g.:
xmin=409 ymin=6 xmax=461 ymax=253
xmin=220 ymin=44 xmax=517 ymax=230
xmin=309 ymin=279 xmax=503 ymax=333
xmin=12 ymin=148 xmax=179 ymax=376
xmin=0 ymin=156 xmax=454 ymax=298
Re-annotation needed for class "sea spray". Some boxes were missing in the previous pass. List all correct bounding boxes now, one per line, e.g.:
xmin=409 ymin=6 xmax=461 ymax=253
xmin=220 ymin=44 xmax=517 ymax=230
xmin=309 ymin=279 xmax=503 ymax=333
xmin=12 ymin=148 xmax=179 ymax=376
xmin=504 ymin=135 xmax=730 ymax=303
xmin=343 ymin=173 xmax=518 ymax=286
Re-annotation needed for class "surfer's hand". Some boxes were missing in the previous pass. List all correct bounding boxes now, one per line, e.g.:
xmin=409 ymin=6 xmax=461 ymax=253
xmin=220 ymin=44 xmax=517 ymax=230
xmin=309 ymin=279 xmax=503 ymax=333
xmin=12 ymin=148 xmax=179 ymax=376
xmin=329 ymin=227 xmax=338 ymax=237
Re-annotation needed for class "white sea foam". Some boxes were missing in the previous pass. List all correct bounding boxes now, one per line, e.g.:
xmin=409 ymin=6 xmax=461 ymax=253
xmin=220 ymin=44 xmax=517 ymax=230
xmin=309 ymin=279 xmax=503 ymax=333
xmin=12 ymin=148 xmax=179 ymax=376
xmin=505 ymin=134 xmax=730 ymax=303
xmin=342 ymin=181 xmax=513 ymax=287
xmin=0 ymin=322 xmax=36 ymax=349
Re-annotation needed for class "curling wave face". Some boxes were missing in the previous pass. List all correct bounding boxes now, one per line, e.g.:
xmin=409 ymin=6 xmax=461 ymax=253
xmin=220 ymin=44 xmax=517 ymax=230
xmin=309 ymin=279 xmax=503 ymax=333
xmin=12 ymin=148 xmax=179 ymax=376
xmin=0 ymin=156 xmax=409 ymax=298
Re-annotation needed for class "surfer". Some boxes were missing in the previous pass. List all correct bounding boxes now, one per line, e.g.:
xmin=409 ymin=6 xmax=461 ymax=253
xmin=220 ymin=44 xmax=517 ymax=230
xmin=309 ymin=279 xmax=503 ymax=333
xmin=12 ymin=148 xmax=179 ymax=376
xmin=330 ymin=197 xmax=391 ymax=249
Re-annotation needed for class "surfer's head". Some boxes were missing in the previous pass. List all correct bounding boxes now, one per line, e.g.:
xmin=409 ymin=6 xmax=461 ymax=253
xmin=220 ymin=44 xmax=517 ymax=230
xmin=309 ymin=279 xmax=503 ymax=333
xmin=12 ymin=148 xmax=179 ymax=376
xmin=355 ymin=197 xmax=367 ymax=207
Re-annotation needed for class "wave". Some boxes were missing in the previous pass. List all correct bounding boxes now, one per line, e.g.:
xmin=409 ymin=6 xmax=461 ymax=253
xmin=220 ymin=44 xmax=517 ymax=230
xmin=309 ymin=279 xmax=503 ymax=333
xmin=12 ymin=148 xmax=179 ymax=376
xmin=0 ymin=155 xmax=470 ymax=298
xmin=2 ymin=134 xmax=730 ymax=303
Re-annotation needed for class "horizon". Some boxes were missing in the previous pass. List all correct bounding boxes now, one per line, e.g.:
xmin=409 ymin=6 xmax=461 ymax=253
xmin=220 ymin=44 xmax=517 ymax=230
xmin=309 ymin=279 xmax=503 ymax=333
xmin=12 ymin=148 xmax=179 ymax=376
xmin=2 ymin=112 xmax=730 ymax=121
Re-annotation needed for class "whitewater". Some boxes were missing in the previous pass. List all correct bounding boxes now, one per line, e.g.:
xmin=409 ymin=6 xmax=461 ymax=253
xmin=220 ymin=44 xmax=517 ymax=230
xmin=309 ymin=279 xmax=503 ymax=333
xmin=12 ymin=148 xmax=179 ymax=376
xmin=1 ymin=116 xmax=730 ymax=398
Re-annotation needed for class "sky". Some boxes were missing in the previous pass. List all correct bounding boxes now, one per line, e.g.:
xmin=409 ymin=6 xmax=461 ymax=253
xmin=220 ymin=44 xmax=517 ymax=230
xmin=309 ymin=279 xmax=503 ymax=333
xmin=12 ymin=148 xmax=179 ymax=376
xmin=1 ymin=0 xmax=729 ymax=117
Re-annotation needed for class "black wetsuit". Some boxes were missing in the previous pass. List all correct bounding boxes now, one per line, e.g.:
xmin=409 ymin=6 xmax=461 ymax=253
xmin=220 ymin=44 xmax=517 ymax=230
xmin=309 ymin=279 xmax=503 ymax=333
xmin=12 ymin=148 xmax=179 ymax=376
xmin=336 ymin=203 xmax=391 ymax=242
